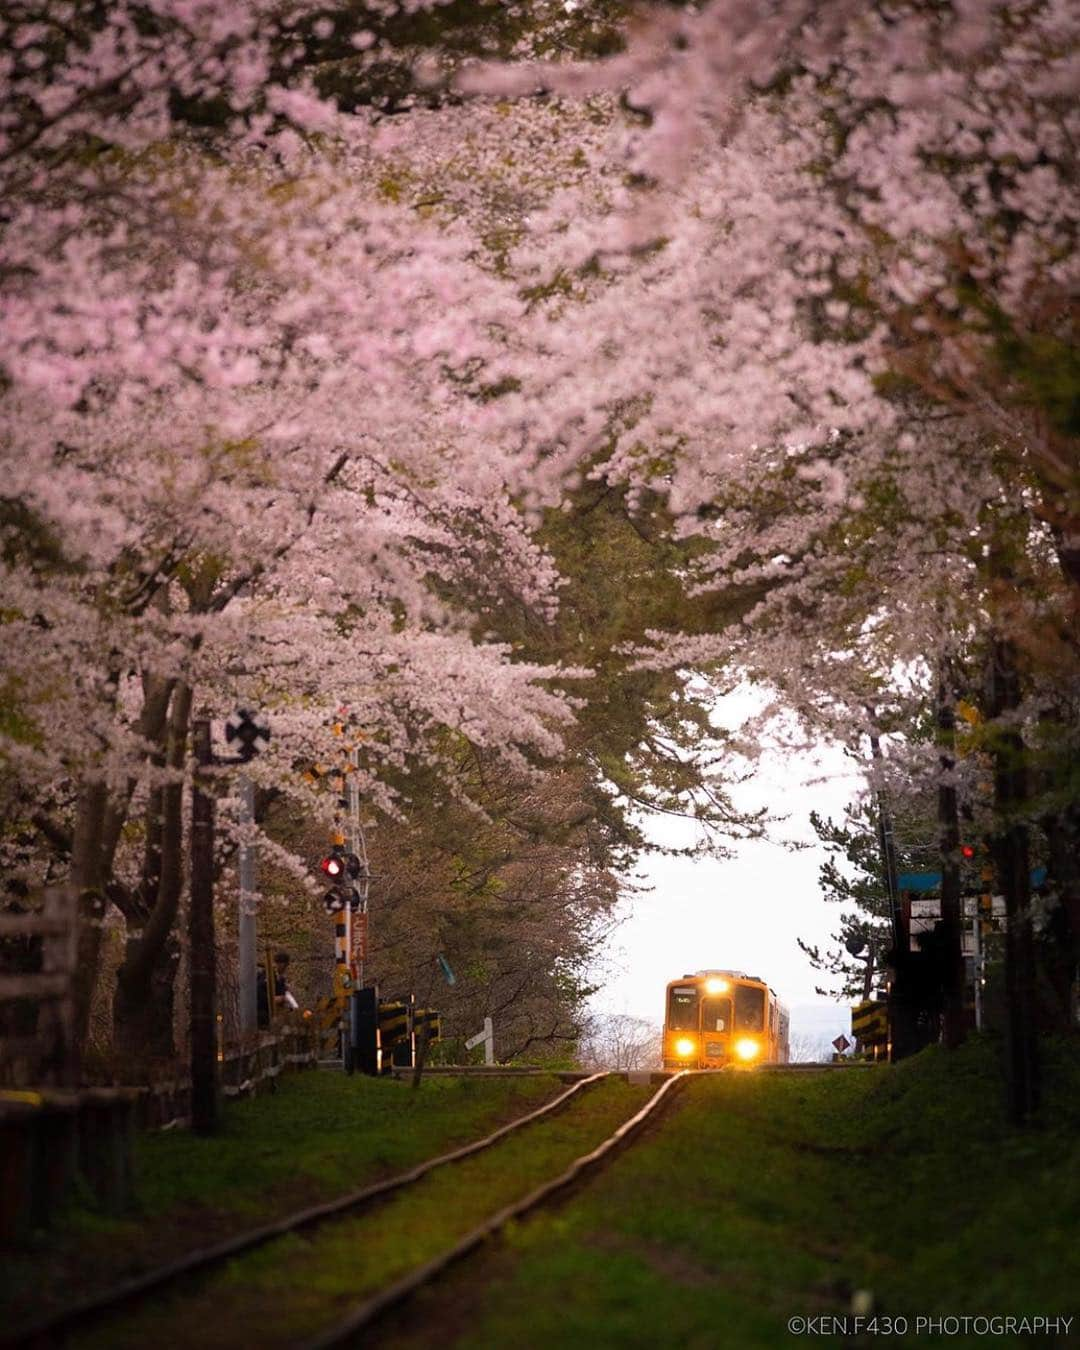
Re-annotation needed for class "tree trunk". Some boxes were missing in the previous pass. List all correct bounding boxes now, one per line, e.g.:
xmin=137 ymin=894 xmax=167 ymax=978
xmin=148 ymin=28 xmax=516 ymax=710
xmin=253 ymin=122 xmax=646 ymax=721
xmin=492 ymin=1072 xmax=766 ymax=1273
xmin=1042 ymin=803 xmax=1080 ymax=1031
xmin=190 ymin=716 xmax=218 ymax=1133
xmin=937 ymin=671 xmax=967 ymax=1050
xmin=69 ymin=673 xmax=178 ymax=1060
xmin=112 ymin=684 xmax=191 ymax=1063
xmin=986 ymin=636 xmax=1040 ymax=1123
xmin=112 ymin=934 xmax=181 ymax=1066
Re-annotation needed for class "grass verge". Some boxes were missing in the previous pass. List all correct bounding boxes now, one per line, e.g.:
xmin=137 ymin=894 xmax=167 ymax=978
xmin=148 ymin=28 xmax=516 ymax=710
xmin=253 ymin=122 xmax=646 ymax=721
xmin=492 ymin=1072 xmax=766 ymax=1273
xmin=383 ymin=1036 xmax=1080 ymax=1350
xmin=2 ymin=1068 xmax=565 ymax=1332
xmin=67 ymin=1075 xmax=654 ymax=1350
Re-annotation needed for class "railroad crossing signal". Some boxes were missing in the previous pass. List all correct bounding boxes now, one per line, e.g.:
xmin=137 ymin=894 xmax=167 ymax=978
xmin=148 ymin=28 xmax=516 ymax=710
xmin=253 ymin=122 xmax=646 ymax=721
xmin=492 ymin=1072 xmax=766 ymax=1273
xmin=321 ymin=849 xmax=363 ymax=880
xmin=224 ymin=708 xmax=271 ymax=761
xmin=320 ymin=847 xmax=365 ymax=912
xmin=323 ymin=882 xmax=362 ymax=914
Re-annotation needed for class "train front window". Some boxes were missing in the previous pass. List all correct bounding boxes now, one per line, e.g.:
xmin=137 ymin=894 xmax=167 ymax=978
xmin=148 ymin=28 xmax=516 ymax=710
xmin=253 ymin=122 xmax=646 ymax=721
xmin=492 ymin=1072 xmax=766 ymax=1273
xmin=734 ymin=985 xmax=765 ymax=1032
xmin=700 ymin=997 xmax=731 ymax=1033
xmin=668 ymin=986 xmax=699 ymax=1031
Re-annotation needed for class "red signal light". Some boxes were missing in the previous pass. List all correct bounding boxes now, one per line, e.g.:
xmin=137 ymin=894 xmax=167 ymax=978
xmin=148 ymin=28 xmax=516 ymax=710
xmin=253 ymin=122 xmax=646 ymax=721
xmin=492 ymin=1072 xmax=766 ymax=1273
xmin=321 ymin=854 xmax=343 ymax=877
xmin=961 ymin=845 xmax=975 ymax=859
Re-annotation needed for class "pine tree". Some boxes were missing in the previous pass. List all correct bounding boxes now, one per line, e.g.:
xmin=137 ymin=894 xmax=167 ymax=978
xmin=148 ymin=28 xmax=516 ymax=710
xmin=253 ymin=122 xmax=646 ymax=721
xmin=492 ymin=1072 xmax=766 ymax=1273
xmin=798 ymin=802 xmax=900 ymax=1003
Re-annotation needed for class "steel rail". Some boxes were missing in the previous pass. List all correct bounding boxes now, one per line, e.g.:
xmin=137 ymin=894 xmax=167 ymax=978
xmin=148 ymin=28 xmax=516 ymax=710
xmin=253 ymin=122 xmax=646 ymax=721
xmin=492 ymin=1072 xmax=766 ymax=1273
xmin=301 ymin=1069 xmax=693 ymax=1350
xmin=756 ymin=1062 xmax=876 ymax=1072
xmin=7 ymin=1072 xmax=610 ymax=1350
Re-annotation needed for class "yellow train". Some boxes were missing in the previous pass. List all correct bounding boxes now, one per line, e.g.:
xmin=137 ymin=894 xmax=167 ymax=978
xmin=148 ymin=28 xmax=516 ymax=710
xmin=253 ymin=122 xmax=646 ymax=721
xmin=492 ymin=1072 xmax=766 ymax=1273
xmin=663 ymin=970 xmax=790 ymax=1069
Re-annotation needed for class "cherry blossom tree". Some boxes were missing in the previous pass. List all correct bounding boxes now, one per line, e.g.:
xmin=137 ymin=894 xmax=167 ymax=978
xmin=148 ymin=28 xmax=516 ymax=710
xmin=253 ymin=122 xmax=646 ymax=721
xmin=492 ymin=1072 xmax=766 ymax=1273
xmin=2 ymin=1 xmax=759 ymax=1064
xmin=0 ymin=1 xmax=616 ymax=1056
xmin=457 ymin=0 xmax=1077 ymax=1116
xmin=4 ymin=0 xmax=1076 ymax=1108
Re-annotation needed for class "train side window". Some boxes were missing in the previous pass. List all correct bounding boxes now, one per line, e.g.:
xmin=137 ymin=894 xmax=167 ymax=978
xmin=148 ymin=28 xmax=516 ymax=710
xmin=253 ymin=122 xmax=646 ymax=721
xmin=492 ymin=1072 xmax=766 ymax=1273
xmin=667 ymin=986 xmax=699 ymax=1031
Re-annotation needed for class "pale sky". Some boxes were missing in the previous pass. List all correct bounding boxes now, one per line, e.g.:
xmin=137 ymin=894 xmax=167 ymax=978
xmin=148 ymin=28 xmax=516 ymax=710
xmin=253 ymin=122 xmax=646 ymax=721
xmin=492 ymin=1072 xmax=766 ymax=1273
xmin=590 ymin=689 xmax=865 ymax=1052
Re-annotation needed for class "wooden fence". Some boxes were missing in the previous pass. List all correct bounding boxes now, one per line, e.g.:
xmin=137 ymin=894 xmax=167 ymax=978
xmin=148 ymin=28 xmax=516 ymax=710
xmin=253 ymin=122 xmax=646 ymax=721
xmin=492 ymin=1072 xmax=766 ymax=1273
xmin=0 ymin=889 xmax=319 ymax=1239
xmin=0 ymin=1030 xmax=317 ymax=1241
xmin=0 ymin=888 xmax=78 ymax=1089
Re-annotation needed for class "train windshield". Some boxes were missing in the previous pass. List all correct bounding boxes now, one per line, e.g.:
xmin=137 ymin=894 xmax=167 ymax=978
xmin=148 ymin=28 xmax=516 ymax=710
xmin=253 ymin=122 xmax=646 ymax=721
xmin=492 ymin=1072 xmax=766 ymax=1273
xmin=700 ymin=997 xmax=732 ymax=1033
xmin=667 ymin=986 xmax=699 ymax=1031
xmin=734 ymin=985 xmax=765 ymax=1032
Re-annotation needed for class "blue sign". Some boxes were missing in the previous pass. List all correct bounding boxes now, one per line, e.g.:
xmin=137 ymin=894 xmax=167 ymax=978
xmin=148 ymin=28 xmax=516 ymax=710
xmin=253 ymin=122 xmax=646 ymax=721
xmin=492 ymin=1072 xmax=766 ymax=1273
xmin=898 ymin=867 xmax=1047 ymax=893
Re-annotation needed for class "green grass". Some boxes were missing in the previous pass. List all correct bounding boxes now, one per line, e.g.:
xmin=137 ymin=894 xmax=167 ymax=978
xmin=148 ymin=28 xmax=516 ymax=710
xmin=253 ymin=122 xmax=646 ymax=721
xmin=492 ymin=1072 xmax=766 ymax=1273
xmin=131 ymin=1069 xmax=564 ymax=1219
xmin=14 ymin=1045 xmax=1079 ymax=1348
xmin=69 ymin=1076 xmax=654 ymax=1350
xmin=385 ymin=1037 xmax=1080 ymax=1350
xmin=3 ymin=1068 xmax=565 ymax=1331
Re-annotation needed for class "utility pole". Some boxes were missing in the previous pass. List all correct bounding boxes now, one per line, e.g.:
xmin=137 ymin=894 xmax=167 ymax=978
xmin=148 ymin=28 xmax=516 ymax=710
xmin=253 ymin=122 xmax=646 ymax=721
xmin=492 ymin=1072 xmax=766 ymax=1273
xmin=190 ymin=709 xmax=270 ymax=1130
xmin=868 ymin=732 xmax=902 ymax=953
xmin=190 ymin=718 xmax=217 ymax=1134
xmin=868 ymin=723 xmax=910 ymax=1061
xmin=862 ymin=934 xmax=878 ymax=1002
xmin=347 ymin=745 xmax=370 ymax=988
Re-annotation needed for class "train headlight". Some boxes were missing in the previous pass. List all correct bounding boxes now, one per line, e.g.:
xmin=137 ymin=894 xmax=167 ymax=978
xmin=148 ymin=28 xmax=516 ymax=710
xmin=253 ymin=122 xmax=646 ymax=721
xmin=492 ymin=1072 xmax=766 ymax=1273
xmin=734 ymin=1038 xmax=760 ymax=1061
xmin=674 ymin=1037 xmax=697 ymax=1059
xmin=704 ymin=977 xmax=729 ymax=995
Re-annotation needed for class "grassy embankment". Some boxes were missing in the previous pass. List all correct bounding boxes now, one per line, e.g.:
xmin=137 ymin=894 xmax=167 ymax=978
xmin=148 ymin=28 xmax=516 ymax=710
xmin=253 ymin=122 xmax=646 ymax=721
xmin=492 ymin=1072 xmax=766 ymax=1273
xmin=384 ymin=1037 xmax=1080 ymax=1350
xmin=68 ymin=1075 xmax=654 ymax=1350
xmin=2 ymin=1069 xmax=566 ymax=1331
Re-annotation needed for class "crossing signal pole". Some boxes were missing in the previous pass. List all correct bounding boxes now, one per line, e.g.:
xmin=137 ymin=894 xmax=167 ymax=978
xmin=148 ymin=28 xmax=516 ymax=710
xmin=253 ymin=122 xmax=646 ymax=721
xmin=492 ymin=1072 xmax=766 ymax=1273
xmin=316 ymin=718 xmax=373 ymax=1071
xmin=346 ymin=744 xmax=370 ymax=987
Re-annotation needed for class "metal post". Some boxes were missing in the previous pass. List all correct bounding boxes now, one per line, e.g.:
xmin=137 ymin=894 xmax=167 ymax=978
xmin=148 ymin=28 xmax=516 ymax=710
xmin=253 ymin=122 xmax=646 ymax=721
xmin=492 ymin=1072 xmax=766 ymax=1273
xmin=238 ymin=775 xmax=257 ymax=1038
xmin=869 ymin=724 xmax=910 ymax=1062
xmin=867 ymin=728 xmax=902 ymax=945
xmin=483 ymin=1015 xmax=494 ymax=1066
xmin=190 ymin=718 xmax=218 ymax=1134
xmin=465 ymin=1016 xmax=495 ymax=1065
xmin=343 ymin=887 xmax=352 ymax=991
xmin=348 ymin=747 xmax=368 ymax=989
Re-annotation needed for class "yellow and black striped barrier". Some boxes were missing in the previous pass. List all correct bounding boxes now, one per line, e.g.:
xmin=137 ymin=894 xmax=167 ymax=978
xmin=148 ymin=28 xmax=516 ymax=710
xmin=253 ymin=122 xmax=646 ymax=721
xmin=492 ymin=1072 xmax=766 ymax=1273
xmin=377 ymin=1002 xmax=441 ymax=1048
xmin=376 ymin=999 xmax=438 ymax=1070
xmin=852 ymin=999 xmax=888 ymax=1054
xmin=378 ymin=1000 xmax=410 ymax=1056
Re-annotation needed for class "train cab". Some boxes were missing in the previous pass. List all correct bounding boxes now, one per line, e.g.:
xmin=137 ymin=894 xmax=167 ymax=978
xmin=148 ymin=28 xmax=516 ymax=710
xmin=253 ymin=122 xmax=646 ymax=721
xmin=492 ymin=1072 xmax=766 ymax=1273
xmin=663 ymin=969 xmax=790 ymax=1069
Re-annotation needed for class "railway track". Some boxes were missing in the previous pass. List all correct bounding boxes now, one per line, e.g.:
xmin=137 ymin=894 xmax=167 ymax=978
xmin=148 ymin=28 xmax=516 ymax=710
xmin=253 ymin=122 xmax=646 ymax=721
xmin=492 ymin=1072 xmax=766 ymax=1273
xmin=301 ymin=1070 xmax=690 ymax=1350
xmin=10 ymin=1070 xmax=691 ymax=1350
xmin=9 ymin=1071 xmax=614 ymax=1350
